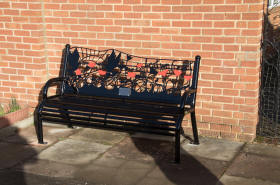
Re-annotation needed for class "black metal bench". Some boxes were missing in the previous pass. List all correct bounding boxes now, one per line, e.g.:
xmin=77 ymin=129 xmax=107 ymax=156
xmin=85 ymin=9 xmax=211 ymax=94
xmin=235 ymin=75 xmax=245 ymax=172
xmin=35 ymin=44 xmax=200 ymax=163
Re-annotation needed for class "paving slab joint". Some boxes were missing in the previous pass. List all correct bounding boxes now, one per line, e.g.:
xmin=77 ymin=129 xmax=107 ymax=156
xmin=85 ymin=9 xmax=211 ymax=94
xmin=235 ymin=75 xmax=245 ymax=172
xmin=218 ymin=142 xmax=247 ymax=180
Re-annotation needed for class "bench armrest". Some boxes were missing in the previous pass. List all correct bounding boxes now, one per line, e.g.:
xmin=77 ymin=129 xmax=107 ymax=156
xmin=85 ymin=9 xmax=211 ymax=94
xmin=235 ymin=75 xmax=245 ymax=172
xmin=42 ymin=77 xmax=66 ymax=100
xmin=180 ymin=88 xmax=197 ymax=110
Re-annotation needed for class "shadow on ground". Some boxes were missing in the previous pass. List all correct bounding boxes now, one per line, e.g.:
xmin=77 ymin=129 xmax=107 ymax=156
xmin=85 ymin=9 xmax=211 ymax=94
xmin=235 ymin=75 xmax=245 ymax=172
xmin=0 ymin=117 xmax=36 ymax=185
xmin=0 ymin=112 xmax=234 ymax=185
xmin=133 ymin=136 xmax=224 ymax=185
xmin=67 ymin=127 xmax=227 ymax=185
xmin=0 ymin=117 xmax=81 ymax=185
xmin=96 ymin=132 xmax=226 ymax=185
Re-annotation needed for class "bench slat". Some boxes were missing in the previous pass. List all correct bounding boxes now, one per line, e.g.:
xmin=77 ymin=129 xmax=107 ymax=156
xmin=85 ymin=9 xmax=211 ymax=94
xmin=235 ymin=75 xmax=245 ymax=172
xmin=42 ymin=107 xmax=177 ymax=127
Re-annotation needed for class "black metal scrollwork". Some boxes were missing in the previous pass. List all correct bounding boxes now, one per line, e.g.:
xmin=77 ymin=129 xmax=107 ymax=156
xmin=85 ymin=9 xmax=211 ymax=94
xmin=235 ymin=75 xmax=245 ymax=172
xmin=66 ymin=47 xmax=194 ymax=96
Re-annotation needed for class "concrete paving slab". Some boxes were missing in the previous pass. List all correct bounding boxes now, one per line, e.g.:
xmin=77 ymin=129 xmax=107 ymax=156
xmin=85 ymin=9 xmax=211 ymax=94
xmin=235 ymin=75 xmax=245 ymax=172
xmin=70 ymin=128 xmax=127 ymax=145
xmin=74 ymin=164 xmax=119 ymax=185
xmin=14 ymin=159 xmax=79 ymax=178
xmin=38 ymin=138 xmax=111 ymax=165
xmin=243 ymin=143 xmax=280 ymax=158
xmin=136 ymin=177 xmax=174 ymax=185
xmin=182 ymin=137 xmax=244 ymax=161
xmin=103 ymin=137 xmax=174 ymax=162
xmin=42 ymin=121 xmax=75 ymax=128
xmin=121 ymin=160 xmax=155 ymax=169
xmin=2 ymin=125 xmax=77 ymax=146
xmin=0 ymin=117 xmax=33 ymax=141
xmin=217 ymin=175 xmax=280 ymax=185
xmin=225 ymin=152 xmax=280 ymax=184
xmin=0 ymin=126 xmax=19 ymax=140
xmin=112 ymin=160 xmax=154 ymax=185
xmin=0 ymin=116 xmax=34 ymax=141
xmin=0 ymin=170 xmax=88 ymax=185
xmin=147 ymin=155 xmax=227 ymax=185
xmin=131 ymin=132 xmax=187 ymax=142
xmin=99 ymin=136 xmax=227 ymax=185
xmin=12 ymin=116 xmax=33 ymax=129
xmin=1 ymin=126 xmax=45 ymax=145
xmin=3 ymin=121 xmax=280 ymax=185
xmin=0 ymin=142 xmax=42 ymax=169
xmin=92 ymin=155 xmax=127 ymax=168
xmin=75 ymin=159 xmax=154 ymax=185
xmin=132 ymin=132 xmax=174 ymax=142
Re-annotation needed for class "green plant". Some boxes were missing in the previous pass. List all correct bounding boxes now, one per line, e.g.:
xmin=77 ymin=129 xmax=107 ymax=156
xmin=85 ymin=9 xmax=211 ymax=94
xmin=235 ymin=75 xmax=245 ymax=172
xmin=7 ymin=98 xmax=20 ymax=113
xmin=0 ymin=104 xmax=4 ymax=116
xmin=254 ymin=135 xmax=265 ymax=143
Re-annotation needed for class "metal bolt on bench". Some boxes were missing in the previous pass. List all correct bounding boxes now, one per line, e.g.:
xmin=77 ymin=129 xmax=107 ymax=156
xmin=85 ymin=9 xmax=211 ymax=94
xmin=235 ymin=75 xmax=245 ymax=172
xmin=35 ymin=44 xmax=201 ymax=163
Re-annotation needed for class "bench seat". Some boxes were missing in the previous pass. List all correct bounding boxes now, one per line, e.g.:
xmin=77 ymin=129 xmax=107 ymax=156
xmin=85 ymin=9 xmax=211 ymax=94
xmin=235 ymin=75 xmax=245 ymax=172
xmin=41 ymin=93 xmax=193 ymax=133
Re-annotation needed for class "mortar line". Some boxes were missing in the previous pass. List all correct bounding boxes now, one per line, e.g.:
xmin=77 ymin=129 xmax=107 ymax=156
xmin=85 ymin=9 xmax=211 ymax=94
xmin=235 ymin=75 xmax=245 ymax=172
xmin=40 ymin=0 xmax=49 ymax=81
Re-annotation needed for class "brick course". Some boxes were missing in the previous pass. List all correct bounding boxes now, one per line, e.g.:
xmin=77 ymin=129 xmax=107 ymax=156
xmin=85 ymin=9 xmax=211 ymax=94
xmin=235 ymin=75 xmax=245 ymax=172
xmin=0 ymin=0 xmax=266 ymax=141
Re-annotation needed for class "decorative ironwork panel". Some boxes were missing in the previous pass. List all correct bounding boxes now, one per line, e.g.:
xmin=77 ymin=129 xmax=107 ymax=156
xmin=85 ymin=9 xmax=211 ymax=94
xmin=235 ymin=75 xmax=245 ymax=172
xmin=63 ymin=47 xmax=196 ymax=103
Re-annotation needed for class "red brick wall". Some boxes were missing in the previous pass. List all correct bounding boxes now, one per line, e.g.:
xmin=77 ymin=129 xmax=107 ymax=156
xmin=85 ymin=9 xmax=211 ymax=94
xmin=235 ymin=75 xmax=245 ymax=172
xmin=0 ymin=1 xmax=46 ymax=107
xmin=0 ymin=0 xmax=265 ymax=141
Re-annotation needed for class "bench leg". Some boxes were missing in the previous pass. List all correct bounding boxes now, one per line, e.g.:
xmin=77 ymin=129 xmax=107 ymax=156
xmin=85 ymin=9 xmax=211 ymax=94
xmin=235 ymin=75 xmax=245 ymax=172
xmin=191 ymin=111 xmax=199 ymax=145
xmin=60 ymin=108 xmax=73 ymax=128
xmin=65 ymin=111 xmax=73 ymax=128
xmin=175 ymin=129 xmax=180 ymax=163
xmin=35 ymin=115 xmax=45 ymax=144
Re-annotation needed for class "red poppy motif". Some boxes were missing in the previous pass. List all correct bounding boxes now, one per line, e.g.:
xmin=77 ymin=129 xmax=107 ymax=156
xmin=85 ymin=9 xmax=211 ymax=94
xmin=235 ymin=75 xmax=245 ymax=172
xmin=88 ymin=61 xmax=96 ymax=68
xmin=158 ymin=69 xmax=168 ymax=77
xmin=137 ymin=63 xmax=143 ymax=68
xmin=75 ymin=69 xmax=81 ymax=75
xmin=98 ymin=70 xmax=106 ymax=76
xmin=184 ymin=75 xmax=192 ymax=81
xmin=128 ymin=72 xmax=136 ymax=78
xmin=173 ymin=70 xmax=182 ymax=76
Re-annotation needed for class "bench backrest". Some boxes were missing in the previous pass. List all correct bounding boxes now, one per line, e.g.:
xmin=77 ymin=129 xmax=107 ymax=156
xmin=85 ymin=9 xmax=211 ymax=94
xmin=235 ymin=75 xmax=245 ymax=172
xmin=61 ymin=44 xmax=200 ymax=105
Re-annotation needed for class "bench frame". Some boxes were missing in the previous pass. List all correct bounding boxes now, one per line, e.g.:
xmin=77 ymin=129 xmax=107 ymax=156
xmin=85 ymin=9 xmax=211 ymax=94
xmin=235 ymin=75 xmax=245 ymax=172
xmin=35 ymin=44 xmax=200 ymax=163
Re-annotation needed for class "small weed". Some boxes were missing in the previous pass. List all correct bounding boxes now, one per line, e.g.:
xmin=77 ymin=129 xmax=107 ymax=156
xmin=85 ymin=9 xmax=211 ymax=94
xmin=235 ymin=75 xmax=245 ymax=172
xmin=255 ymin=135 xmax=280 ymax=145
xmin=254 ymin=136 xmax=265 ymax=143
xmin=0 ymin=104 xmax=5 ymax=116
xmin=0 ymin=98 xmax=21 ymax=116
xmin=7 ymin=98 xmax=21 ymax=114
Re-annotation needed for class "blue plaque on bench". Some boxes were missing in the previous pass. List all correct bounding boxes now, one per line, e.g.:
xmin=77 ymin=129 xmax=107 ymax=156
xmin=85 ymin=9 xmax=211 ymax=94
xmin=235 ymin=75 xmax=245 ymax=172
xmin=119 ymin=87 xmax=131 ymax=96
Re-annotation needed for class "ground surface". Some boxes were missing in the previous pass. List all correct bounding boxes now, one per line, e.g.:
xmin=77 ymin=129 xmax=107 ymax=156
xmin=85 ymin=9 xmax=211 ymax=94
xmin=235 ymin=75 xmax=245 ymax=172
xmin=0 ymin=119 xmax=280 ymax=185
